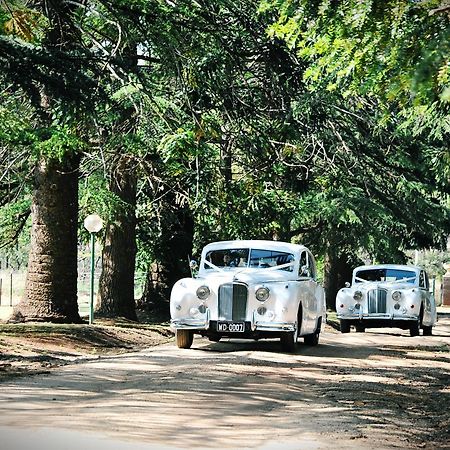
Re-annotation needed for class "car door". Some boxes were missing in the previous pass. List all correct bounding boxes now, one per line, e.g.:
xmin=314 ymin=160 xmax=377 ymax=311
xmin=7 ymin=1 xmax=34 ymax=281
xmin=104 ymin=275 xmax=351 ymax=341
xmin=297 ymin=251 xmax=316 ymax=334
xmin=420 ymin=270 xmax=436 ymax=325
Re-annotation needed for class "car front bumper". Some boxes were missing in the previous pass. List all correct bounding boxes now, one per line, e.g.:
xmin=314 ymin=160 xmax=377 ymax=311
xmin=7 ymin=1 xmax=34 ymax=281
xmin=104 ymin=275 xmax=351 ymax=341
xmin=337 ymin=313 xmax=418 ymax=321
xmin=171 ymin=310 xmax=295 ymax=333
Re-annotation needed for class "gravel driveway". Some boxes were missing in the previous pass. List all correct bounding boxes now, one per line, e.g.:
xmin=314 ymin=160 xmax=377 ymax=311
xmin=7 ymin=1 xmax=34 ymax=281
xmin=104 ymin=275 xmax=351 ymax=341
xmin=1 ymin=315 xmax=449 ymax=450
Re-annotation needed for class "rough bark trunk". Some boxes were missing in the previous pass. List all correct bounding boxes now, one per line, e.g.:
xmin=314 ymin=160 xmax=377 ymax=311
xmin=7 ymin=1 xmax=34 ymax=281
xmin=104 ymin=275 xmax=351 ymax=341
xmin=11 ymin=154 xmax=81 ymax=323
xmin=9 ymin=1 xmax=84 ymax=323
xmin=324 ymin=245 xmax=354 ymax=311
xmin=96 ymin=156 xmax=137 ymax=320
xmin=139 ymin=203 xmax=194 ymax=319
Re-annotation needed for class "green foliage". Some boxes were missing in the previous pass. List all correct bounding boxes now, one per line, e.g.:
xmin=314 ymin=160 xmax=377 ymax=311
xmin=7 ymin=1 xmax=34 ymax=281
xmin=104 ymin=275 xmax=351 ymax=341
xmin=0 ymin=1 xmax=49 ymax=42
xmin=263 ymin=0 xmax=450 ymax=137
xmin=0 ymin=196 xmax=31 ymax=250
xmin=35 ymin=126 xmax=87 ymax=162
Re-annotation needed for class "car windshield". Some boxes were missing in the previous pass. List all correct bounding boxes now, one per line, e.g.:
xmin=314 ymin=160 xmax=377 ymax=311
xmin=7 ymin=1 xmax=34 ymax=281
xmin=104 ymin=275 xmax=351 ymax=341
xmin=204 ymin=248 xmax=294 ymax=272
xmin=355 ymin=268 xmax=416 ymax=284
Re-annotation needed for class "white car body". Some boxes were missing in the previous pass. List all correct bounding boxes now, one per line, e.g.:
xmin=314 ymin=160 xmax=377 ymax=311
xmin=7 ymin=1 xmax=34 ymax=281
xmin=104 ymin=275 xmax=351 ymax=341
xmin=336 ymin=264 xmax=437 ymax=336
xmin=170 ymin=240 xmax=326 ymax=351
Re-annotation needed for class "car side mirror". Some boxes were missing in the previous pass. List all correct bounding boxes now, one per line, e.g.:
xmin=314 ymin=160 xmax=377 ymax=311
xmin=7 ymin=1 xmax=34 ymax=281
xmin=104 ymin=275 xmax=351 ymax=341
xmin=344 ymin=282 xmax=351 ymax=288
xmin=189 ymin=260 xmax=198 ymax=277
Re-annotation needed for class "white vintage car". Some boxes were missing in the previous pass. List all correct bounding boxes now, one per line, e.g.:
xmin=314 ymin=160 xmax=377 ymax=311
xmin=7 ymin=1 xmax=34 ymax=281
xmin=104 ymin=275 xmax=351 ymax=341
xmin=170 ymin=240 xmax=326 ymax=351
xmin=336 ymin=264 xmax=437 ymax=336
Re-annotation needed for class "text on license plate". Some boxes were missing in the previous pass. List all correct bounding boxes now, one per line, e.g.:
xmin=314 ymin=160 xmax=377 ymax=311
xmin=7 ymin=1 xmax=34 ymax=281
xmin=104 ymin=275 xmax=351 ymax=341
xmin=217 ymin=322 xmax=245 ymax=332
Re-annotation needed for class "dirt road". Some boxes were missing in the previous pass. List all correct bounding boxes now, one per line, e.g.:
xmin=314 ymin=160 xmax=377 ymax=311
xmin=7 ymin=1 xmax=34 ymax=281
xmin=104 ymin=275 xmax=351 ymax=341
xmin=0 ymin=316 xmax=449 ymax=450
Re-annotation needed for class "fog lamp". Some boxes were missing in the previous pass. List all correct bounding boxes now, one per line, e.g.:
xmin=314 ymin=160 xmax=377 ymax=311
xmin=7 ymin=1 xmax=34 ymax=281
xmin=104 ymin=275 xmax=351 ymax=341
xmin=257 ymin=306 xmax=267 ymax=316
xmin=354 ymin=303 xmax=361 ymax=310
xmin=198 ymin=304 xmax=207 ymax=314
xmin=394 ymin=303 xmax=401 ymax=310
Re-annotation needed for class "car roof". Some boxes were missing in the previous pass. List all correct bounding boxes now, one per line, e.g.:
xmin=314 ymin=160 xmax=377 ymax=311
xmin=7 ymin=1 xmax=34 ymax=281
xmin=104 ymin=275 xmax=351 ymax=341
xmin=353 ymin=264 xmax=421 ymax=274
xmin=201 ymin=240 xmax=307 ymax=255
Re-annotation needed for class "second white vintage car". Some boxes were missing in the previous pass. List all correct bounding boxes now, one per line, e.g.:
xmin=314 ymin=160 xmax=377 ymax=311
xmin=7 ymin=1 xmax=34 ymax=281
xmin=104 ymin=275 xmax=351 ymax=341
xmin=336 ymin=264 xmax=437 ymax=336
xmin=170 ymin=240 xmax=326 ymax=351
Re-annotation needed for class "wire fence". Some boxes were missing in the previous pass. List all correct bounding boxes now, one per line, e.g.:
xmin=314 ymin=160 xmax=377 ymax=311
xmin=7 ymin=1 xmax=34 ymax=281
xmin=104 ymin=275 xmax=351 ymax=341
xmin=0 ymin=269 xmax=147 ymax=311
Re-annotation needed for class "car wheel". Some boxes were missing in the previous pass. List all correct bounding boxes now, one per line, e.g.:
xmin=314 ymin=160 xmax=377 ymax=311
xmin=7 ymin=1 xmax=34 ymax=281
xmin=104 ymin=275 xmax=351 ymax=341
xmin=281 ymin=305 xmax=302 ymax=352
xmin=422 ymin=325 xmax=432 ymax=336
xmin=304 ymin=331 xmax=319 ymax=346
xmin=355 ymin=325 xmax=365 ymax=333
xmin=176 ymin=329 xmax=193 ymax=349
xmin=304 ymin=317 xmax=321 ymax=346
xmin=410 ymin=320 xmax=420 ymax=337
xmin=340 ymin=319 xmax=351 ymax=334
xmin=280 ymin=330 xmax=297 ymax=352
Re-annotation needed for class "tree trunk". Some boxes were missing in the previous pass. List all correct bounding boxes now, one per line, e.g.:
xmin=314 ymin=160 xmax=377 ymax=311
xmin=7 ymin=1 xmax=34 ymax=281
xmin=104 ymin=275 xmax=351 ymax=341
xmin=139 ymin=202 xmax=194 ymax=319
xmin=11 ymin=155 xmax=81 ymax=323
xmin=96 ymin=156 xmax=137 ymax=320
xmin=324 ymin=245 xmax=354 ymax=311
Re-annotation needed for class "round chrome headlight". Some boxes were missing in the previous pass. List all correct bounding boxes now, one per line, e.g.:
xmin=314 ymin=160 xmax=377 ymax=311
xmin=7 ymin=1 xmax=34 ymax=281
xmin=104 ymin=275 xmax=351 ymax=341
xmin=353 ymin=291 xmax=363 ymax=301
xmin=256 ymin=287 xmax=270 ymax=302
xmin=392 ymin=291 xmax=402 ymax=301
xmin=196 ymin=285 xmax=210 ymax=300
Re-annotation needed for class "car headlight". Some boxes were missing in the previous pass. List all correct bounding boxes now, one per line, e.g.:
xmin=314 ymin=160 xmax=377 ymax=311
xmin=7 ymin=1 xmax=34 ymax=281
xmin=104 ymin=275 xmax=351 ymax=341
xmin=256 ymin=286 xmax=270 ymax=302
xmin=353 ymin=291 xmax=363 ymax=301
xmin=392 ymin=291 xmax=402 ymax=301
xmin=196 ymin=285 xmax=210 ymax=300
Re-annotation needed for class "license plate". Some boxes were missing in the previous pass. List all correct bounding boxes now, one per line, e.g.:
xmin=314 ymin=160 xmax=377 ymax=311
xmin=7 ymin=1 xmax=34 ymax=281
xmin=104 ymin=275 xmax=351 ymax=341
xmin=217 ymin=322 xmax=245 ymax=333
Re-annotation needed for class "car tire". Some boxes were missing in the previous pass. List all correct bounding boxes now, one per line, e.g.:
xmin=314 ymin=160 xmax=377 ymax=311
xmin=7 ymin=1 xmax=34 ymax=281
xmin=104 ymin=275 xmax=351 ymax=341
xmin=340 ymin=319 xmax=351 ymax=334
xmin=410 ymin=320 xmax=420 ymax=337
xmin=280 ymin=331 xmax=297 ymax=352
xmin=304 ymin=317 xmax=321 ymax=346
xmin=281 ymin=305 xmax=302 ymax=352
xmin=422 ymin=325 xmax=432 ymax=336
xmin=355 ymin=325 xmax=365 ymax=333
xmin=304 ymin=330 xmax=319 ymax=346
xmin=176 ymin=329 xmax=193 ymax=349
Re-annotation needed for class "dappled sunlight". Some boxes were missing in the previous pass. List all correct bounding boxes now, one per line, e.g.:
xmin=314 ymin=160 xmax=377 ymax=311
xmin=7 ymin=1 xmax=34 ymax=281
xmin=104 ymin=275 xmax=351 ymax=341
xmin=0 ymin=317 xmax=449 ymax=448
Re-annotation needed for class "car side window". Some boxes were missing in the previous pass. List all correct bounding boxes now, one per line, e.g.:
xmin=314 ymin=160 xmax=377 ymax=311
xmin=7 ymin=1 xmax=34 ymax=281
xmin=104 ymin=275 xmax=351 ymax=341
xmin=419 ymin=271 xmax=427 ymax=289
xmin=298 ymin=251 xmax=310 ymax=278
xmin=307 ymin=252 xmax=317 ymax=280
xmin=419 ymin=271 xmax=429 ymax=289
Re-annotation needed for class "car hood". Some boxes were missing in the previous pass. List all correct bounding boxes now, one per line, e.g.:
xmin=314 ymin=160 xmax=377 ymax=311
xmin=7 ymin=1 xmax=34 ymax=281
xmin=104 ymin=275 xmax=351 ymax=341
xmin=350 ymin=281 xmax=416 ymax=291
xmin=198 ymin=269 xmax=292 ymax=285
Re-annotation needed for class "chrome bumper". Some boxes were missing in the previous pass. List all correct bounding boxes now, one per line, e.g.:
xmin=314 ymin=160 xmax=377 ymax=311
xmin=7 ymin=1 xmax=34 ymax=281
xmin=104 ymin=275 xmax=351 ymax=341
xmin=171 ymin=309 xmax=295 ymax=333
xmin=337 ymin=313 xmax=418 ymax=321
xmin=171 ymin=310 xmax=210 ymax=330
xmin=254 ymin=322 xmax=296 ymax=332
xmin=252 ymin=311 xmax=295 ymax=332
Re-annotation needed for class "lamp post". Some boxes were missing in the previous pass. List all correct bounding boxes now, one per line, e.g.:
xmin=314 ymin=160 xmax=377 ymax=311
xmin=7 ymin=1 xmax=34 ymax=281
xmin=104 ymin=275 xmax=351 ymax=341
xmin=83 ymin=214 xmax=103 ymax=325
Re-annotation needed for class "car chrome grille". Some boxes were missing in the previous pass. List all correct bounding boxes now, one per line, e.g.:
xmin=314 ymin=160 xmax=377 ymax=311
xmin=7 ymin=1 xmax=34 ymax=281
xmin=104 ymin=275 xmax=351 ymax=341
xmin=218 ymin=283 xmax=248 ymax=321
xmin=367 ymin=289 xmax=387 ymax=313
